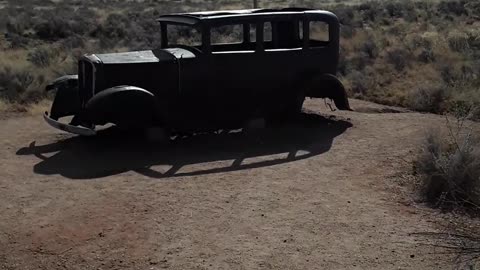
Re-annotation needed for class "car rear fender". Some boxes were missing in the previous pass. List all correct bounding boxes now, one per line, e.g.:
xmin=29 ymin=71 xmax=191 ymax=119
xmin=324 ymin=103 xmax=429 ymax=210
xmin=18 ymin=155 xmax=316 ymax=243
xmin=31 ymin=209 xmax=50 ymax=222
xmin=305 ymin=73 xmax=352 ymax=111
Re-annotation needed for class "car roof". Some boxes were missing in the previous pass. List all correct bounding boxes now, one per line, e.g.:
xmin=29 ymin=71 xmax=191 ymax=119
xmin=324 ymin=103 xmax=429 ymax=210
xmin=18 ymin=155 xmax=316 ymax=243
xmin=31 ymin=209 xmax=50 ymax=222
xmin=157 ymin=8 xmax=334 ymax=26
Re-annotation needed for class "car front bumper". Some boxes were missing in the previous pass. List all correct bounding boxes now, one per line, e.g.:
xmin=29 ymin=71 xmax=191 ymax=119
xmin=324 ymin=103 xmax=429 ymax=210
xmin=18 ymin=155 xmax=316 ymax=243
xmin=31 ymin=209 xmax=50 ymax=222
xmin=43 ymin=112 xmax=96 ymax=136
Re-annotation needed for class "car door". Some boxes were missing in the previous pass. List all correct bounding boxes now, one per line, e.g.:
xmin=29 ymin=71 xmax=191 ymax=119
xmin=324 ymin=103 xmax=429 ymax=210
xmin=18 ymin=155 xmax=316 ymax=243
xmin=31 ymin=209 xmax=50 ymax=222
xmin=255 ymin=19 xmax=305 ymax=113
xmin=207 ymin=23 xmax=263 ymax=125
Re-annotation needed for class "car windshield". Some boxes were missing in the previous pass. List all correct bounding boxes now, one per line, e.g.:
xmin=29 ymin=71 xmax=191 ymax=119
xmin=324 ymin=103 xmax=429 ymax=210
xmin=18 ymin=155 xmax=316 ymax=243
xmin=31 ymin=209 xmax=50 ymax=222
xmin=165 ymin=24 xmax=202 ymax=47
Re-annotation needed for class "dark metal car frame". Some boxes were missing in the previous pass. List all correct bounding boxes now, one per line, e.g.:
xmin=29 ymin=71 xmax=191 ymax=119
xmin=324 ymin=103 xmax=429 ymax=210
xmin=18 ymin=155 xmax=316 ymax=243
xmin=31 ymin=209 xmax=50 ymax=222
xmin=44 ymin=8 xmax=351 ymax=136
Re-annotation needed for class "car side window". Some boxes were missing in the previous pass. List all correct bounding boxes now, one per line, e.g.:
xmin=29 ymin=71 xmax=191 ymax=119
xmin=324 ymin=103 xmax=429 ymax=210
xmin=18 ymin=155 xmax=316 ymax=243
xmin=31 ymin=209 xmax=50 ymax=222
xmin=250 ymin=22 xmax=272 ymax=42
xmin=211 ymin=24 xmax=243 ymax=45
xmin=166 ymin=24 xmax=202 ymax=47
xmin=264 ymin=22 xmax=273 ymax=42
xmin=299 ymin=21 xmax=304 ymax=40
xmin=265 ymin=20 xmax=302 ymax=51
xmin=211 ymin=24 xmax=254 ymax=53
xmin=309 ymin=20 xmax=330 ymax=48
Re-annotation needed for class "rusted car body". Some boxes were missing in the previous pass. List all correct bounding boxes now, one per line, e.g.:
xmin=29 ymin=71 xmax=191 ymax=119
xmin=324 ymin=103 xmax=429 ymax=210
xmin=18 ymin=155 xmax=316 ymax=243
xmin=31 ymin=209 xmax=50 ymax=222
xmin=44 ymin=8 xmax=351 ymax=136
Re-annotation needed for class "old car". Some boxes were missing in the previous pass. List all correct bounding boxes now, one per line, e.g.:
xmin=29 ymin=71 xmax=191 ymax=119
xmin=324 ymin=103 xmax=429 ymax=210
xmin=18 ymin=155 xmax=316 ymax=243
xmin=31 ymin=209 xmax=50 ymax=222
xmin=44 ymin=8 xmax=351 ymax=136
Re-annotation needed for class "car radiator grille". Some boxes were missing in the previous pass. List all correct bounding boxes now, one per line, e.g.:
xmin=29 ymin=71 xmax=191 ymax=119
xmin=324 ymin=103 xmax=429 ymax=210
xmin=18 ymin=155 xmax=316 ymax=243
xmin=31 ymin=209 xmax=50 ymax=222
xmin=78 ymin=59 xmax=96 ymax=105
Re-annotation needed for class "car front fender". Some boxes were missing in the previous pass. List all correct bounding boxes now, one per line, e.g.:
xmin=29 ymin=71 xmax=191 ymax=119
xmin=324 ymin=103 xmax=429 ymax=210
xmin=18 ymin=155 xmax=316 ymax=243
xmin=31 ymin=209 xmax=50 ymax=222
xmin=46 ymin=75 xmax=82 ymax=120
xmin=85 ymin=86 xmax=159 ymax=128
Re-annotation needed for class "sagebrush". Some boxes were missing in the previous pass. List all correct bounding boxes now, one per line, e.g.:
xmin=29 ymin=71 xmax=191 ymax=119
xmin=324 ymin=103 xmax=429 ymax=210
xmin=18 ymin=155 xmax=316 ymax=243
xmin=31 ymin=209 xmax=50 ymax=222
xmin=0 ymin=0 xmax=480 ymax=117
xmin=415 ymin=107 xmax=480 ymax=209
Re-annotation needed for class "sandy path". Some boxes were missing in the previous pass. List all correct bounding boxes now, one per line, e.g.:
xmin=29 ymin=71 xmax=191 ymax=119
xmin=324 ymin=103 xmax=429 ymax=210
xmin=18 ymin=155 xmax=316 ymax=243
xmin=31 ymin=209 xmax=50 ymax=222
xmin=0 ymin=99 xmax=453 ymax=269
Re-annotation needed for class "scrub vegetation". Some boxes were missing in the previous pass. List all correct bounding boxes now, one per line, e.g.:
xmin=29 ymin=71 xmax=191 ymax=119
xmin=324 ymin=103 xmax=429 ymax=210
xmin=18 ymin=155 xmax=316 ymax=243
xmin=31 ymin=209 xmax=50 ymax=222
xmin=415 ymin=107 xmax=480 ymax=210
xmin=1 ymin=0 xmax=480 ymax=117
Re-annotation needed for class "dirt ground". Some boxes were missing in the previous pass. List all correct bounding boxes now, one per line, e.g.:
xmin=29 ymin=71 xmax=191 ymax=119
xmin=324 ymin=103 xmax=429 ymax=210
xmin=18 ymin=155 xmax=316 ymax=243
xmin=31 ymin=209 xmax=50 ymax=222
xmin=0 ymin=99 xmax=460 ymax=269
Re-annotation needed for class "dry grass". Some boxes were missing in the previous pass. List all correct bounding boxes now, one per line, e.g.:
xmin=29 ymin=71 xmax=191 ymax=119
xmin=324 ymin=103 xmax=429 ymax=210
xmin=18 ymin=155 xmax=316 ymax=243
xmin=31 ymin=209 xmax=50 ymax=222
xmin=24 ymin=99 xmax=51 ymax=115
xmin=415 ymin=107 xmax=480 ymax=209
xmin=413 ymin=106 xmax=480 ymax=268
xmin=0 ymin=99 xmax=7 ymax=113
xmin=0 ymin=0 xmax=480 ymax=118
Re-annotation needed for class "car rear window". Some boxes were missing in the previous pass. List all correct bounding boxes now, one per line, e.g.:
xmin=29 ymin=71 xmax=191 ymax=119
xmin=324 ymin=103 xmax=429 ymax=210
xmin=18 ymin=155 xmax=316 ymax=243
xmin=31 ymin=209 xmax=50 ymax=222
xmin=309 ymin=21 xmax=330 ymax=47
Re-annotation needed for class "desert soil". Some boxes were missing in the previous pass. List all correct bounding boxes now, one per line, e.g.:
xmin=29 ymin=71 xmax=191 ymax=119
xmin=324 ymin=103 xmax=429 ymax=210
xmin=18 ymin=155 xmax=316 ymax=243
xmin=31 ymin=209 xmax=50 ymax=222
xmin=0 ymin=99 xmax=460 ymax=269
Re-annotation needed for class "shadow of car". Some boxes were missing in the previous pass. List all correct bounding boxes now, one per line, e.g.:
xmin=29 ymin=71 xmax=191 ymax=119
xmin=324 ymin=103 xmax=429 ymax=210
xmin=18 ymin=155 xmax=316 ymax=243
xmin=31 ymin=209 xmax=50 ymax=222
xmin=17 ymin=112 xmax=352 ymax=180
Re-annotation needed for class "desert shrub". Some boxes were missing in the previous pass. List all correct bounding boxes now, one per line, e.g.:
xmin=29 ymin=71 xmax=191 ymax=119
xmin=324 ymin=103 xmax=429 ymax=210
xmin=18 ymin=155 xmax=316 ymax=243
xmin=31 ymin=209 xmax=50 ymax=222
xmin=448 ymin=32 xmax=470 ymax=53
xmin=5 ymin=18 xmax=25 ymax=36
xmin=34 ymin=17 xmax=72 ymax=40
xmin=27 ymin=48 xmax=53 ymax=68
xmin=403 ymin=2 xmax=418 ymax=22
xmin=0 ymin=67 xmax=35 ymax=101
xmin=358 ymin=38 xmax=379 ymax=59
xmin=407 ymin=83 xmax=448 ymax=113
xmin=415 ymin=109 xmax=480 ymax=209
xmin=357 ymin=2 xmax=383 ymax=22
xmin=409 ymin=34 xmax=433 ymax=50
xmin=385 ymin=2 xmax=404 ymax=17
xmin=439 ymin=64 xmax=462 ymax=86
xmin=338 ymin=45 xmax=348 ymax=75
xmin=340 ymin=25 xmax=354 ymax=39
xmin=332 ymin=5 xmax=355 ymax=26
xmin=438 ymin=0 xmax=468 ymax=16
xmin=466 ymin=30 xmax=480 ymax=51
xmin=449 ymin=89 xmax=480 ymax=121
xmin=60 ymin=35 xmax=86 ymax=50
xmin=417 ymin=48 xmax=435 ymax=63
xmin=386 ymin=48 xmax=411 ymax=71
xmin=348 ymin=52 xmax=371 ymax=72
xmin=386 ymin=24 xmax=407 ymax=37
xmin=465 ymin=0 xmax=480 ymax=16
xmin=93 ymin=13 xmax=131 ymax=41
xmin=0 ymin=0 xmax=478 ymax=114
xmin=6 ymin=34 xmax=30 ymax=49
xmin=346 ymin=70 xmax=370 ymax=97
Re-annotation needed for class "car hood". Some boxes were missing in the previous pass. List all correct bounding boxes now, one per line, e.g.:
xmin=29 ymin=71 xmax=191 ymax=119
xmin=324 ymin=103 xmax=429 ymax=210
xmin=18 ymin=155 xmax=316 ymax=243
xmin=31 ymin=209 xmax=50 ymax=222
xmin=94 ymin=48 xmax=196 ymax=65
